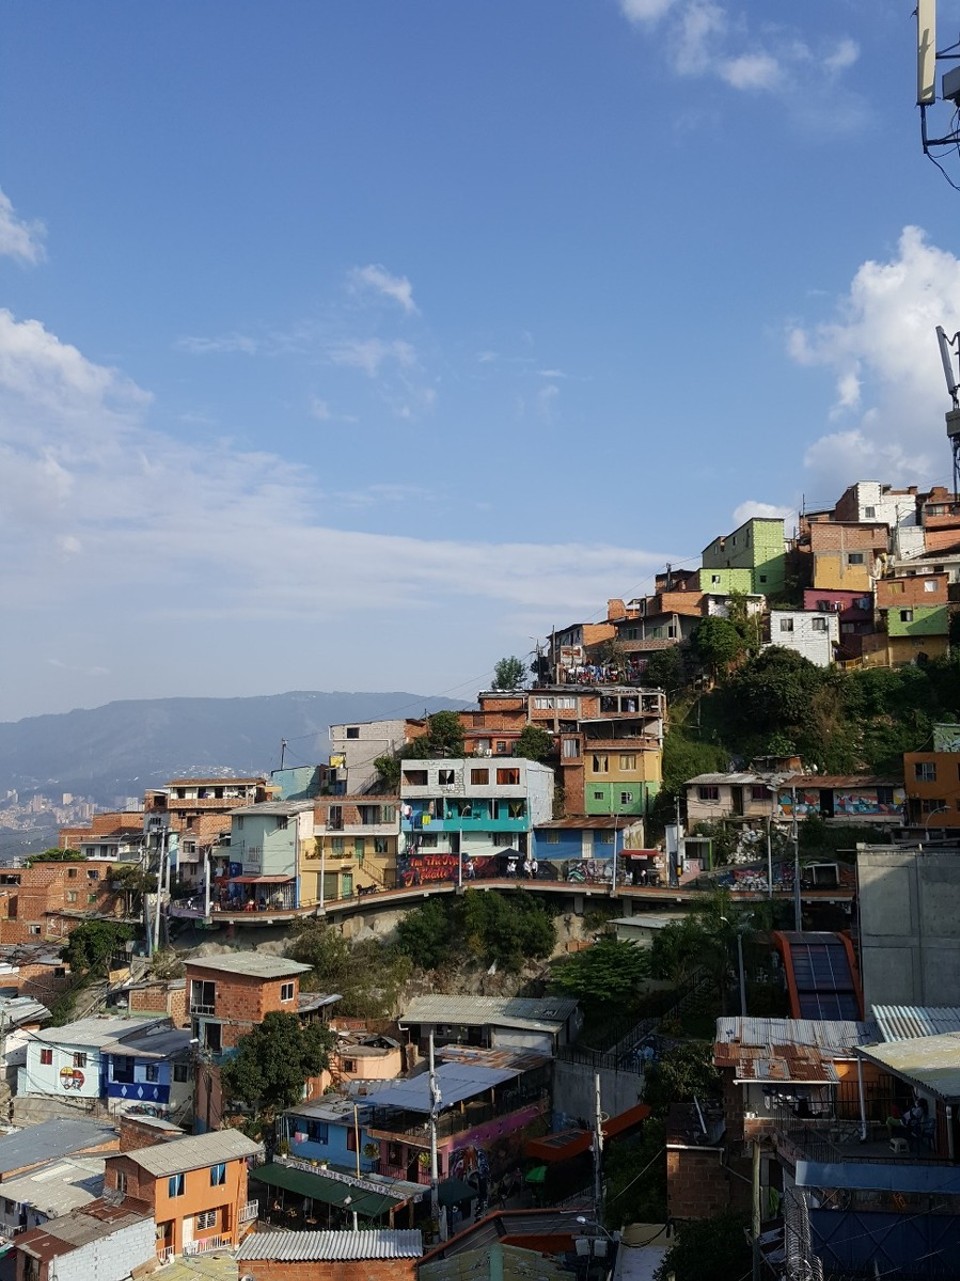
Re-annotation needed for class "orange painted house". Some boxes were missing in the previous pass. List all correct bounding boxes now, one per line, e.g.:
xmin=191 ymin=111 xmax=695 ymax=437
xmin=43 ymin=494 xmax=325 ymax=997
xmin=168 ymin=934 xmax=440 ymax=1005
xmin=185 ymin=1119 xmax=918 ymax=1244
xmin=103 ymin=1128 xmax=262 ymax=1260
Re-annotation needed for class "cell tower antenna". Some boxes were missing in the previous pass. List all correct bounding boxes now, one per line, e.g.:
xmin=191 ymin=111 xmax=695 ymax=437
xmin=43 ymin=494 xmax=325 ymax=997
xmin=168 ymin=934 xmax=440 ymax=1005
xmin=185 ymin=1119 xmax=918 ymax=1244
xmin=935 ymin=324 xmax=960 ymax=494
xmin=918 ymin=0 xmax=937 ymax=107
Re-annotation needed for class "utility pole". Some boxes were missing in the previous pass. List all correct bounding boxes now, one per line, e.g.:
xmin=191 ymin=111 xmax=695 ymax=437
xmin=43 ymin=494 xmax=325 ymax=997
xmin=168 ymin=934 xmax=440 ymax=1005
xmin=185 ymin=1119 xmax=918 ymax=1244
xmin=592 ymin=1072 xmax=605 ymax=1225
xmin=280 ymin=738 xmax=287 ymax=770
xmin=791 ymin=786 xmax=801 ymax=931
xmin=428 ymin=1032 xmax=446 ymax=1241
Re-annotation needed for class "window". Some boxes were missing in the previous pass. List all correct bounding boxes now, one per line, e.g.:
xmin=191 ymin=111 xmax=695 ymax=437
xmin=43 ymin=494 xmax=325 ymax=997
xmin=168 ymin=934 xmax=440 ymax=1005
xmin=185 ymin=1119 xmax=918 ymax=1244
xmin=73 ymin=1053 xmax=87 ymax=1069
xmin=811 ymin=617 xmax=827 ymax=632
xmin=346 ymin=726 xmax=360 ymax=739
xmin=276 ymin=816 xmax=288 ymax=831
xmin=562 ymin=739 xmax=579 ymax=759
xmin=280 ymin=982 xmax=294 ymax=1002
xmin=343 ymin=1058 xmax=358 ymax=1074
xmin=168 ymin=1174 xmax=185 ymax=1198
xmin=331 ymin=837 xmax=344 ymax=855
xmin=145 ymin=1064 xmax=159 ymax=1083
xmin=593 ymin=791 xmax=604 ymax=801
xmin=173 ymin=1063 xmax=189 ymax=1083
xmin=900 ymin=609 xmax=914 ymax=623
xmin=438 ymin=769 xmax=455 ymax=786
xmin=403 ymin=770 xmax=428 ymax=787
xmin=87 ymin=869 xmax=99 ymax=880
xmin=557 ymin=697 xmax=576 ymax=710
xmin=209 ymin=1163 xmax=227 ymax=1186
xmin=597 ymin=830 xmax=613 ymax=843
xmin=534 ymin=697 xmax=554 ymax=710
xmin=196 ymin=1210 xmax=217 ymax=1231
xmin=346 ymin=1127 xmax=357 ymax=1151
xmin=114 ymin=1056 xmax=135 ymax=1084
xmin=495 ymin=741 xmax=508 ymax=754
xmin=374 ymin=837 xmax=388 ymax=854
xmin=619 ymin=754 xmax=637 ymax=770
xmin=847 ymin=552 xmax=865 ymax=566
xmin=915 ymin=762 xmax=937 ymax=782
xmin=698 ymin=785 xmax=720 ymax=801
xmin=116 ymin=1171 xmax=127 ymax=1195
xmin=470 ymin=768 xmax=489 ymax=784
xmin=592 ymin=755 xmax=609 ymax=774
xmin=922 ymin=798 xmax=947 ymax=815
xmin=711 ymin=574 xmax=721 ymax=585
xmin=864 ymin=505 xmax=876 ymax=518
xmin=67 ymin=868 xmax=78 ymax=880
xmin=496 ymin=768 xmax=520 ymax=785
xmin=354 ymin=837 xmax=365 ymax=858
xmin=877 ymin=786 xmax=895 ymax=804
xmin=87 ymin=893 xmax=97 ymax=904
xmin=925 ymin=579 xmax=938 ymax=592
xmin=191 ymin=979 xmax=216 ymax=1014
xmin=547 ymin=831 xmax=560 ymax=843
xmin=28 ymin=925 xmax=41 ymax=936
xmin=40 ymin=1048 xmax=52 ymax=1066
xmin=758 ymin=575 xmax=767 ymax=584
xmin=751 ymin=786 xmax=770 ymax=801
xmin=620 ymin=791 xmax=633 ymax=806
xmin=66 ymin=891 xmax=78 ymax=904
xmin=307 ymin=1121 xmax=329 ymax=1144
xmin=779 ymin=618 xmax=794 ymax=632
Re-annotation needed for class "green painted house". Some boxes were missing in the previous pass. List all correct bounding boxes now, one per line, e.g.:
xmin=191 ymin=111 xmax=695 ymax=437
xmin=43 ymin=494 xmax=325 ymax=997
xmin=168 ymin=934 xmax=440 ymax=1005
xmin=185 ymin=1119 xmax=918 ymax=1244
xmin=699 ymin=517 xmax=786 ymax=598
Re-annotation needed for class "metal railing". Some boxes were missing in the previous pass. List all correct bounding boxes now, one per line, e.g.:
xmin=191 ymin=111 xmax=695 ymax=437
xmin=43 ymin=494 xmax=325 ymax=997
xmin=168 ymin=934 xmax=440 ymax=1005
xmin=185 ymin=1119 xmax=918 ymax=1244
xmin=239 ymin=1201 xmax=259 ymax=1223
xmin=190 ymin=1002 xmax=216 ymax=1016
xmin=157 ymin=1247 xmax=175 ymax=1264
xmin=183 ymin=1235 xmax=231 ymax=1256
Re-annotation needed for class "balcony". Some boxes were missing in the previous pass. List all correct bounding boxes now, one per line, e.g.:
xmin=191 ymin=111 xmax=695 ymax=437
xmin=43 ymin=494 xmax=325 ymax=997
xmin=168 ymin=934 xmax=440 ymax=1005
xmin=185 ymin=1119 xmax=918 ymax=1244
xmin=239 ymin=1200 xmax=259 ymax=1224
xmin=190 ymin=1002 xmax=216 ymax=1016
xmin=183 ymin=1236 xmax=231 ymax=1256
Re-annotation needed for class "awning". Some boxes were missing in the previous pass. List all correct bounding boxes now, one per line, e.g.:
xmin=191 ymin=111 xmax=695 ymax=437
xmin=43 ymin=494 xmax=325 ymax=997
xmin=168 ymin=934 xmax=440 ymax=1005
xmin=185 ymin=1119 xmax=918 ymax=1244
xmin=621 ymin=850 xmax=659 ymax=860
xmin=228 ymin=875 xmax=294 ymax=885
xmin=796 ymin=1159 xmax=960 ymax=1195
xmin=524 ymin=1129 xmax=592 ymax=1163
xmin=251 ymin=1162 xmax=405 ymax=1218
xmin=603 ymin=1102 xmax=652 ymax=1139
xmin=524 ymin=1165 xmax=548 ymax=1184
xmin=438 ymin=1177 xmax=477 ymax=1206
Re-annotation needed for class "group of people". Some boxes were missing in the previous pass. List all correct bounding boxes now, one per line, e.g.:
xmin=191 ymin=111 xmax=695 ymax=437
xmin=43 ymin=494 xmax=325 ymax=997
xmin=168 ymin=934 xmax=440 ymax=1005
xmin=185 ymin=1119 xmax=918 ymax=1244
xmin=505 ymin=856 xmax=539 ymax=879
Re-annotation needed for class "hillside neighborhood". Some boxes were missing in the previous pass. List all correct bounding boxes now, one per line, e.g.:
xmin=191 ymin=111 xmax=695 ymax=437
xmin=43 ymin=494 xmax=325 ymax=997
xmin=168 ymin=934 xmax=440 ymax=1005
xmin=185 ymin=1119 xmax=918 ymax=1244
xmin=4 ymin=477 xmax=960 ymax=1281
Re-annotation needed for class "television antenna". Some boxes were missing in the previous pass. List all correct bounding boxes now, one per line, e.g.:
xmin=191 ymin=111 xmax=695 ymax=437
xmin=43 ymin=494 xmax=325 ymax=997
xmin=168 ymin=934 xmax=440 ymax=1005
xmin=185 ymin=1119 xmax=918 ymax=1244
xmin=917 ymin=0 xmax=960 ymax=188
xmin=935 ymin=324 xmax=960 ymax=492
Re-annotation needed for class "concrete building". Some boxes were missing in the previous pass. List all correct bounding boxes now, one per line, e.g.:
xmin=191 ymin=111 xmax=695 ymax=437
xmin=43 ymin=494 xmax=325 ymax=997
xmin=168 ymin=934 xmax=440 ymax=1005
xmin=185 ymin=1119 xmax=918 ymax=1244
xmin=399 ymin=995 xmax=581 ymax=1056
xmin=13 ymin=1199 xmax=156 ymax=1281
xmin=699 ymin=517 xmax=787 ymax=597
xmin=18 ymin=1016 xmax=172 ymax=1105
xmin=328 ymin=719 xmax=426 ymax=796
xmin=903 ymin=750 xmax=960 ymax=827
xmin=777 ymin=775 xmax=904 ymax=824
xmin=808 ymin=520 xmax=889 ymax=592
xmin=103 ymin=1128 xmax=262 ymax=1260
xmin=185 ymin=952 xmax=313 ymax=1058
xmin=767 ymin=609 xmax=839 ymax=666
xmin=856 ymin=846 xmax=960 ymax=1007
xmin=310 ymin=794 xmax=400 ymax=898
xmin=534 ymin=815 xmax=645 ymax=881
xmin=221 ymin=800 xmax=315 ymax=911
xmin=684 ymin=773 xmax=779 ymax=828
xmin=399 ymin=757 xmax=554 ymax=880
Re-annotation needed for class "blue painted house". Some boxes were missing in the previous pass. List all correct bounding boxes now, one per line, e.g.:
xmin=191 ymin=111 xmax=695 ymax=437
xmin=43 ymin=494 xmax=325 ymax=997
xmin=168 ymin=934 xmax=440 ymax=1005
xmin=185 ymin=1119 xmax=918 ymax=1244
xmin=100 ymin=1023 xmax=194 ymax=1117
xmin=279 ymin=1097 xmax=377 ymax=1174
xmin=533 ymin=816 xmax=646 ymax=881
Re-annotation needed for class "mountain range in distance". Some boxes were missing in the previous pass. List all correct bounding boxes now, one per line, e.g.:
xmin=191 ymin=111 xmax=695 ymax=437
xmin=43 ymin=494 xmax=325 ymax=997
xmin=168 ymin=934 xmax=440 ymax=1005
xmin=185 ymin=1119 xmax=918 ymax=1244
xmin=0 ymin=690 xmax=470 ymax=809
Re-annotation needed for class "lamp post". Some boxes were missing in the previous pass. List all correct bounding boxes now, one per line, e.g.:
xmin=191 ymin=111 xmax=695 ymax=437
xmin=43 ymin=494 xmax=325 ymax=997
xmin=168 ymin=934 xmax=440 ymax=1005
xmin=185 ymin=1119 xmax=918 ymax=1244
xmin=574 ymin=1216 xmax=619 ymax=1279
xmin=721 ymin=914 xmax=750 ymax=1017
xmin=924 ymin=804 xmax=952 ymax=833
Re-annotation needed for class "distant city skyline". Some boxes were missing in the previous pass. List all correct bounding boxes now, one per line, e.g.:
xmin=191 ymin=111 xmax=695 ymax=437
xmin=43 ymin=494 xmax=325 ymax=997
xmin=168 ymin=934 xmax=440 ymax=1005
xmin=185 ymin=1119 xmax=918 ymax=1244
xmin=2 ymin=2 xmax=959 ymax=720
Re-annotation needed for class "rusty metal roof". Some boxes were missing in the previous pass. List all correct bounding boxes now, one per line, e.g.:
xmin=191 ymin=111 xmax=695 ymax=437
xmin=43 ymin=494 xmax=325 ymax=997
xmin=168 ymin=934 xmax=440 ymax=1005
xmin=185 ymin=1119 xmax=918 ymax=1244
xmin=732 ymin=1051 xmax=840 ymax=1085
xmin=715 ymin=1016 xmax=877 ymax=1059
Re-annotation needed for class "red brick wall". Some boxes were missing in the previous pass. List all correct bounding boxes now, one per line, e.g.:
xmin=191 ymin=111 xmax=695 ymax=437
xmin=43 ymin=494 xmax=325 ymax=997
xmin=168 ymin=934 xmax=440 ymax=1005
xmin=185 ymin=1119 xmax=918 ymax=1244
xmin=0 ymin=862 xmax=124 ymax=945
xmin=16 ymin=960 xmax=71 ymax=1004
xmin=185 ymin=968 xmax=300 ymax=1049
xmin=809 ymin=522 xmax=888 ymax=552
xmin=129 ymin=983 xmax=188 ymax=1027
xmin=876 ymin=573 xmax=949 ymax=608
xmin=241 ymin=1260 xmax=416 ymax=1281
xmin=118 ymin=1116 xmax=183 ymax=1153
xmin=923 ymin=527 xmax=960 ymax=553
xmin=104 ymin=1153 xmax=154 ymax=1203
xmin=666 ymin=1147 xmax=751 ymax=1220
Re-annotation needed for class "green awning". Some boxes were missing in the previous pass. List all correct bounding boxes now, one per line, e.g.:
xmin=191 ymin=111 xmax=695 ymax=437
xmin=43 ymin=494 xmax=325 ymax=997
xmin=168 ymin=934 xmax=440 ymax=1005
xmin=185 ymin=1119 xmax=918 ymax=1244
xmin=252 ymin=1162 xmax=404 ymax=1219
xmin=524 ymin=1165 xmax=548 ymax=1184
xmin=438 ymin=1177 xmax=477 ymax=1206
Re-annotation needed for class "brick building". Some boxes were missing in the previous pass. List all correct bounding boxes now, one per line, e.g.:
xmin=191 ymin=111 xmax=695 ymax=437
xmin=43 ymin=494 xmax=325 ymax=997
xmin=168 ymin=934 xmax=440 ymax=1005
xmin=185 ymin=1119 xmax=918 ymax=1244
xmin=311 ymin=794 xmax=401 ymax=897
xmin=808 ymin=521 xmax=889 ymax=592
xmin=145 ymin=776 xmax=270 ymax=886
xmin=103 ymin=1128 xmax=262 ymax=1260
xmin=0 ymin=861 xmax=129 ymax=946
xmin=57 ymin=812 xmax=144 ymax=854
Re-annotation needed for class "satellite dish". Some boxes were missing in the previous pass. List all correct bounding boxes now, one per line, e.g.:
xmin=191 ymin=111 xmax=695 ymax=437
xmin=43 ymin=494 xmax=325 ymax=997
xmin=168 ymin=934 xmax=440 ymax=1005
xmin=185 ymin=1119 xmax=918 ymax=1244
xmin=936 ymin=326 xmax=959 ymax=406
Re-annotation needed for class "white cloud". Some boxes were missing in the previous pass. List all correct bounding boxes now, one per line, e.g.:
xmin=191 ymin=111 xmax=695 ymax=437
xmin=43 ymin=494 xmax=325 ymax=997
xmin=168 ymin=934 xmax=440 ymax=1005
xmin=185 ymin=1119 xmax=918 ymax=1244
xmin=790 ymin=226 xmax=960 ymax=487
xmin=176 ymin=333 xmax=259 ymax=356
xmin=720 ymin=52 xmax=779 ymax=92
xmin=732 ymin=500 xmax=796 ymax=527
xmin=537 ymin=383 xmax=560 ymax=422
xmin=350 ymin=263 xmax=418 ymax=315
xmin=0 ymin=190 xmax=45 ymax=265
xmin=309 ymin=398 xmax=332 ymax=421
xmin=620 ymin=0 xmax=862 ymax=125
xmin=328 ymin=337 xmax=417 ymax=379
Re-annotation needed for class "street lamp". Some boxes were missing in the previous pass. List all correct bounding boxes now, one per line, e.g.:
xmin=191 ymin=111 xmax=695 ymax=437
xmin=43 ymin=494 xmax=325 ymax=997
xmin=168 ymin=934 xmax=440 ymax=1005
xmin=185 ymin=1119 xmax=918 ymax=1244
xmin=924 ymin=804 xmax=952 ymax=832
xmin=720 ymin=914 xmax=751 ymax=1017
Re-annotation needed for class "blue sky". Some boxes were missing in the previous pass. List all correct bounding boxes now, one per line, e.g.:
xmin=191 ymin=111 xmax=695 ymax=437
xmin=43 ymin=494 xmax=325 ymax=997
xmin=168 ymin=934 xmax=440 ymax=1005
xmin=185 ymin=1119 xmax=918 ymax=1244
xmin=2 ymin=1 xmax=960 ymax=721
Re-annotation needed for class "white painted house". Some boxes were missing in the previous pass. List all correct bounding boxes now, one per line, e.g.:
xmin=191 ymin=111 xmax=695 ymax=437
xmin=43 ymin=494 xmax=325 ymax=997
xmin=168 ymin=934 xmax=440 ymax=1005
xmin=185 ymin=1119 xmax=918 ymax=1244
xmin=767 ymin=610 xmax=839 ymax=667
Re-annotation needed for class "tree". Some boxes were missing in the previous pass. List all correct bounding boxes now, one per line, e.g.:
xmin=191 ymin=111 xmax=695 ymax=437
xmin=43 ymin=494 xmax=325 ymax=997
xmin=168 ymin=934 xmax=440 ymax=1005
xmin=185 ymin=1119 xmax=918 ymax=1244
xmin=513 ymin=724 xmax=554 ymax=762
xmin=642 ymin=646 xmax=689 ymax=696
xmin=642 ymin=1041 xmax=722 ymax=1118
xmin=653 ymin=1212 xmax=751 ymax=1281
xmin=61 ymin=921 xmax=133 ymax=974
xmin=109 ymin=863 xmax=158 ymax=916
xmin=373 ymin=752 xmax=401 ymax=790
xmin=492 ymin=656 xmax=527 ymax=690
xmin=459 ymin=889 xmax=555 ymax=969
xmin=394 ymin=898 xmax=455 ymax=971
xmin=603 ymin=1119 xmax=667 ymax=1230
xmin=220 ymin=1011 xmax=334 ymax=1125
xmin=550 ymin=937 xmax=651 ymax=1007
xmin=691 ymin=617 xmax=743 ymax=674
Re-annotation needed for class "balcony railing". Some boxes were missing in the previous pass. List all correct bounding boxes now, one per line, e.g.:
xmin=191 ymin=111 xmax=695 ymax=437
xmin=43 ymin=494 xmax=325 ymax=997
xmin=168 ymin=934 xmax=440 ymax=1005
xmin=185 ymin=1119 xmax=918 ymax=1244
xmin=183 ymin=1235 xmax=231 ymax=1256
xmin=239 ymin=1201 xmax=259 ymax=1223
xmin=368 ymin=1088 xmax=549 ymax=1143
xmin=190 ymin=1002 xmax=216 ymax=1016
xmin=157 ymin=1247 xmax=175 ymax=1264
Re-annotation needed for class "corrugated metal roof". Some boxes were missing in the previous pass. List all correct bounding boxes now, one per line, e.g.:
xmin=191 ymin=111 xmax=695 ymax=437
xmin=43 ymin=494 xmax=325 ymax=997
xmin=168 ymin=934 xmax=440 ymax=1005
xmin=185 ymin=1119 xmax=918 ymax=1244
xmin=873 ymin=1005 xmax=960 ymax=1043
xmin=401 ymin=994 xmax=578 ymax=1031
xmin=733 ymin=1055 xmax=839 ymax=1085
xmin=0 ymin=1156 xmax=104 ymax=1218
xmin=421 ymin=1242 xmax=574 ymax=1281
xmin=0 ymin=1119 xmax=117 ymax=1174
xmin=33 ymin=1015 xmax=167 ymax=1048
xmin=184 ymin=953 xmax=311 ymax=979
xmin=715 ymin=1017 xmax=877 ymax=1058
xmin=124 ymin=1128 xmax=262 ymax=1176
xmin=365 ymin=1061 xmax=519 ymax=1113
xmin=237 ymin=1229 xmax=422 ymax=1260
xmin=99 ymin=1027 xmax=193 ymax=1060
xmin=859 ymin=1032 xmax=960 ymax=1102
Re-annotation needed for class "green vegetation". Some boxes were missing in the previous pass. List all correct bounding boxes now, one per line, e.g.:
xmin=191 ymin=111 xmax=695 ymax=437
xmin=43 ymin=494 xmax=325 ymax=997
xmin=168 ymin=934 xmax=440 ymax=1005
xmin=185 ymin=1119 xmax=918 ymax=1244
xmin=603 ymin=1118 xmax=667 ymax=1229
xmin=641 ymin=1041 xmax=721 ymax=1117
xmin=287 ymin=921 xmax=412 ymax=1019
xmin=492 ymin=656 xmax=528 ymax=690
xmin=60 ymin=920 xmax=133 ymax=974
xmin=374 ymin=709 xmax=466 ymax=786
xmin=109 ymin=862 xmax=158 ymax=916
xmin=513 ymin=724 xmax=554 ymax=762
xmin=26 ymin=848 xmax=83 ymax=865
xmin=691 ymin=616 xmax=743 ymax=673
xmin=220 ymin=1011 xmax=334 ymax=1132
xmin=550 ymin=936 xmax=651 ymax=1007
xmin=653 ymin=1212 xmax=752 ymax=1281
xmin=394 ymin=888 xmax=555 ymax=972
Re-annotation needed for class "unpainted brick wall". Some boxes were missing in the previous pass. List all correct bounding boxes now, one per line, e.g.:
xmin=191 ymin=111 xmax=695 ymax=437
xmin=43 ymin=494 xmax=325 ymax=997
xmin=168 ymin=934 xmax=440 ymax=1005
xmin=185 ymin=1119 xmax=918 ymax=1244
xmin=242 ymin=1259 xmax=417 ymax=1281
